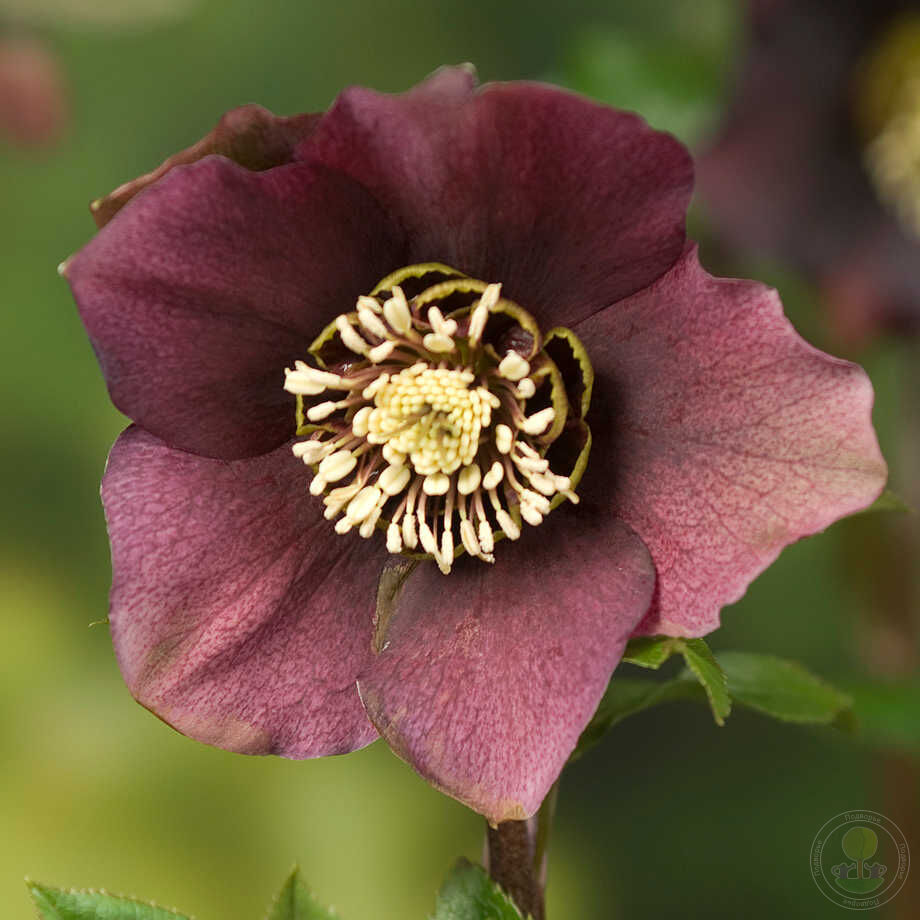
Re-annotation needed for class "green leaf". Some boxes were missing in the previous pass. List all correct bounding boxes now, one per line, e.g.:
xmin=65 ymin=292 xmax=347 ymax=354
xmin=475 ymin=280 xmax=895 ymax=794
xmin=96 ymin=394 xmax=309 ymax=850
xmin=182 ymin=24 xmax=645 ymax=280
xmin=620 ymin=636 xmax=683 ymax=669
xmin=718 ymin=652 xmax=854 ymax=727
xmin=431 ymin=861 xmax=523 ymax=920
xmin=851 ymin=489 xmax=912 ymax=516
xmin=571 ymin=676 xmax=705 ymax=760
xmin=679 ymin=639 xmax=731 ymax=726
xmin=26 ymin=882 xmax=191 ymax=920
xmin=266 ymin=868 xmax=339 ymax=920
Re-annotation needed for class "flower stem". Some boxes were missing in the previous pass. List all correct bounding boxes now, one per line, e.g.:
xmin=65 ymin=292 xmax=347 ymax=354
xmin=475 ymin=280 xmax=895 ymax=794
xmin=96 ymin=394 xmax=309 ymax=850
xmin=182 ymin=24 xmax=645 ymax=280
xmin=485 ymin=782 xmax=559 ymax=919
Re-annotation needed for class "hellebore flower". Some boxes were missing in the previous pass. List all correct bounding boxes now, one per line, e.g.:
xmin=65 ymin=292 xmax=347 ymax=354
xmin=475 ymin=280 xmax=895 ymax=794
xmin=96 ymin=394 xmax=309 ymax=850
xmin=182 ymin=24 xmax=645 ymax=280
xmin=64 ymin=66 xmax=886 ymax=824
xmin=699 ymin=0 xmax=920 ymax=344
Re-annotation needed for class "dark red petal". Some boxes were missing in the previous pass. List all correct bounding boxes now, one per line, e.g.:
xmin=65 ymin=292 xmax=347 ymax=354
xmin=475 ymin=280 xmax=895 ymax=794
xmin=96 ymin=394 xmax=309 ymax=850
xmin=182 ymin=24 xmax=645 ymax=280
xmin=103 ymin=426 xmax=386 ymax=757
xmin=307 ymin=67 xmax=692 ymax=328
xmin=575 ymin=246 xmax=888 ymax=637
xmin=357 ymin=511 xmax=656 ymax=824
xmin=91 ymin=104 xmax=320 ymax=228
xmin=66 ymin=156 xmax=405 ymax=459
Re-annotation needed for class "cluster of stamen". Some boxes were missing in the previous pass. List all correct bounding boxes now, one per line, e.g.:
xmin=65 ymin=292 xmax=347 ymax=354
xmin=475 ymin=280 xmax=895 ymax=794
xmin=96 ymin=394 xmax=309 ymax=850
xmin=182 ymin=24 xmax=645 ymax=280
xmin=283 ymin=271 xmax=582 ymax=573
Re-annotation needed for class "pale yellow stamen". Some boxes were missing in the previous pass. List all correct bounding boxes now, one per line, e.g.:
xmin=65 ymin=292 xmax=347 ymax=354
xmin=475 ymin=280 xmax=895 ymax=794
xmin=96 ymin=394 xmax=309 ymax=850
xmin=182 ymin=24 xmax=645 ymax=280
xmin=383 ymin=287 xmax=412 ymax=335
xmin=498 ymin=351 xmax=530 ymax=381
xmin=287 ymin=269 xmax=584 ymax=574
xmin=336 ymin=316 xmax=369 ymax=355
xmin=520 ymin=407 xmax=555 ymax=436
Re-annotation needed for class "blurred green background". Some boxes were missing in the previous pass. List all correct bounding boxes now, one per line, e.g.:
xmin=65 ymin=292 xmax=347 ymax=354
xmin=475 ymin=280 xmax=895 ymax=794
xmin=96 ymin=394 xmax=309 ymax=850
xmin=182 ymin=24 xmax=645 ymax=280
xmin=1 ymin=0 xmax=917 ymax=917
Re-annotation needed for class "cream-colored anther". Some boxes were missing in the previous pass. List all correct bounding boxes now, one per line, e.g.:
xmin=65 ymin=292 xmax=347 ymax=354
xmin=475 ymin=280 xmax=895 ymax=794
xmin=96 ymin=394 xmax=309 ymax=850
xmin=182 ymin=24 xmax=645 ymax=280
xmin=522 ymin=490 xmax=551 ymax=515
xmin=359 ymin=504 xmax=383 ymax=538
xmin=478 ymin=520 xmax=495 ymax=553
xmin=368 ymin=340 xmax=396 ymax=363
xmin=298 ymin=364 xmax=346 ymax=387
xmin=401 ymin=512 xmax=418 ymax=549
xmin=362 ymin=374 xmax=389 ymax=399
xmin=324 ymin=500 xmax=346 ymax=520
xmin=379 ymin=464 xmax=411 ymax=495
xmin=387 ymin=522 xmax=403 ymax=553
xmin=357 ymin=304 xmax=389 ymax=339
xmin=383 ymin=288 xmax=412 ymax=335
xmin=482 ymin=461 xmax=504 ymax=491
xmin=418 ymin=518 xmax=439 ymax=557
xmin=427 ymin=306 xmax=455 ymax=337
xmin=467 ymin=283 xmax=501 ymax=345
xmin=457 ymin=463 xmax=481 ymax=495
xmin=357 ymin=295 xmax=382 ymax=314
xmin=527 ymin=472 xmax=558 ymax=496
xmin=382 ymin=443 xmax=407 ymax=467
xmin=495 ymin=509 xmax=521 ymax=540
xmin=307 ymin=400 xmax=343 ymax=422
xmin=292 ymin=440 xmax=328 ymax=463
xmin=498 ymin=351 xmax=530 ymax=381
xmin=495 ymin=424 xmax=513 ymax=454
xmin=516 ymin=442 xmax=541 ymax=459
xmin=520 ymin=503 xmax=544 ymax=527
xmin=309 ymin=475 xmax=328 ymax=496
xmin=480 ymin=282 xmax=501 ymax=311
xmin=516 ymin=378 xmax=536 ymax=399
xmin=336 ymin=315 xmax=370 ymax=355
xmin=423 ymin=473 xmax=450 ymax=495
xmin=477 ymin=387 xmax=502 ymax=409
xmin=345 ymin=486 xmax=382 ymax=524
xmin=351 ymin=405 xmax=372 ymax=437
xmin=326 ymin=482 xmax=362 ymax=504
xmin=283 ymin=368 xmax=328 ymax=396
xmin=460 ymin=518 xmax=481 ymax=554
xmin=440 ymin=530 xmax=454 ymax=567
xmin=513 ymin=451 xmax=549 ymax=473
xmin=318 ymin=450 xmax=357 ymax=483
xmin=422 ymin=332 xmax=455 ymax=353
xmin=334 ymin=516 xmax=354 ymax=534
xmin=520 ymin=407 xmax=555 ymax=436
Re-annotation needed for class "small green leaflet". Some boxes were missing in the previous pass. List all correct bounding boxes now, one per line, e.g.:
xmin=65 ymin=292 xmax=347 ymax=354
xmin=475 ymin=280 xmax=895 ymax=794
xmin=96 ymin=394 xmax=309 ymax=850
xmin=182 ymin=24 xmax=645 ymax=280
xmin=681 ymin=639 xmax=731 ymax=725
xmin=717 ymin=652 xmax=853 ymax=729
xmin=431 ymin=861 xmax=523 ymax=920
xmin=27 ymin=882 xmax=192 ymax=920
xmin=574 ymin=640 xmax=856 ymax=761
xmin=621 ymin=636 xmax=730 ymax=724
xmin=619 ymin=635 xmax=684 ymax=669
xmin=266 ymin=869 xmax=339 ymax=920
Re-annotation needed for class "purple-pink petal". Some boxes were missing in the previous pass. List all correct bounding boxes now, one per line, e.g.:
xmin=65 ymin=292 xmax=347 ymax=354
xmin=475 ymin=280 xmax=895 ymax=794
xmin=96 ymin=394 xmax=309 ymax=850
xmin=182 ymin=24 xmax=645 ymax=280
xmin=305 ymin=67 xmax=693 ymax=328
xmin=575 ymin=245 xmax=887 ymax=637
xmin=356 ymin=511 xmax=656 ymax=824
xmin=102 ymin=426 xmax=387 ymax=757
xmin=66 ymin=156 xmax=405 ymax=459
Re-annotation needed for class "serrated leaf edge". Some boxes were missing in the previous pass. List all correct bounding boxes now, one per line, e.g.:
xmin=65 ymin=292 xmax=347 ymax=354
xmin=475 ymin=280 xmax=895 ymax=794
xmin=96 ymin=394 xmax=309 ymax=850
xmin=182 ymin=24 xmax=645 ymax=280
xmin=25 ymin=879 xmax=195 ymax=920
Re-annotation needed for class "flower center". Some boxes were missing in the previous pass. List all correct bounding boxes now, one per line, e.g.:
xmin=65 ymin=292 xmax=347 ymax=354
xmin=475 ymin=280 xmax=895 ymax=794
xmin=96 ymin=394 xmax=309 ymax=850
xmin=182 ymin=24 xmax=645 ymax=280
xmin=856 ymin=13 xmax=920 ymax=239
xmin=283 ymin=263 xmax=592 ymax=574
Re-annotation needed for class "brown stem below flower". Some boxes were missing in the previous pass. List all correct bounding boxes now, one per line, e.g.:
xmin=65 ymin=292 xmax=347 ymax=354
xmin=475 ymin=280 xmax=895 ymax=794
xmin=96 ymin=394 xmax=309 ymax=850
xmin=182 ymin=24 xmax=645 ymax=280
xmin=484 ymin=782 xmax=558 ymax=919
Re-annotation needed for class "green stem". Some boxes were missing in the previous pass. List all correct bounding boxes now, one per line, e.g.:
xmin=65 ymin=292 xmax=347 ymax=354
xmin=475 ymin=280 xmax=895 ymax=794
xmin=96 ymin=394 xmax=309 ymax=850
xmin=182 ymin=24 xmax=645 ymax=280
xmin=485 ymin=782 xmax=559 ymax=919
